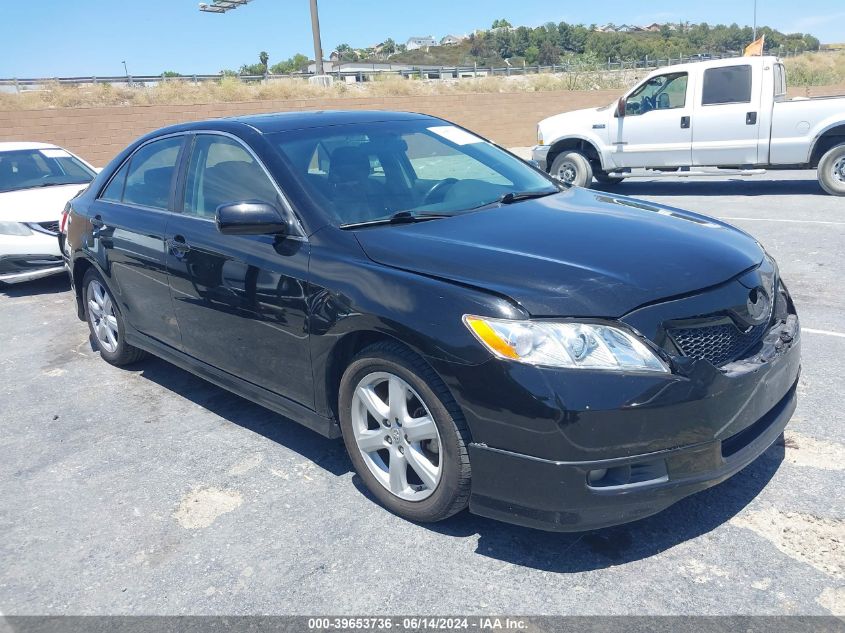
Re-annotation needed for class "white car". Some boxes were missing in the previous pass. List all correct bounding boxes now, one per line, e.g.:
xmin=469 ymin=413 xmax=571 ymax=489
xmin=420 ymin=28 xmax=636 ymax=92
xmin=0 ymin=142 xmax=97 ymax=283
xmin=533 ymin=56 xmax=845 ymax=195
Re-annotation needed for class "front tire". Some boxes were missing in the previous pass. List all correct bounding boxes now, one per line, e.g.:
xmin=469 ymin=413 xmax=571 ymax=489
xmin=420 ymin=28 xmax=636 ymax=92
xmin=82 ymin=268 xmax=147 ymax=366
xmin=818 ymin=143 xmax=845 ymax=196
xmin=550 ymin=151 xmax=594 ymax=187
xmin=338 ymin=341 xmax=471 ymax=523
xmin=594 ymin=173 xmax=625 ymax=185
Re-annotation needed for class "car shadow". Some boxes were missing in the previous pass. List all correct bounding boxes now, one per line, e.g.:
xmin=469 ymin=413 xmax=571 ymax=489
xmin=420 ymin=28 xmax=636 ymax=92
xmin=130 ymin=353 xmax=784 ymax=572
xmin=594 ymin=177 xmax=825 ymax=197
xmin=130 ymin=356 xmax=351 ymax=477
xmin=0 ymin=275 xmax=70 ymax=297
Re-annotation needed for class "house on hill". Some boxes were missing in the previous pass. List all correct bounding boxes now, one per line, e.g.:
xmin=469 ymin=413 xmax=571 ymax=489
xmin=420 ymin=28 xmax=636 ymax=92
xmin=406 ymin=36 xmax=437 ymax=51
xmin=440 ymin=34 xmax=465 ymax=46
xmin=644 ymin=23 xmax=663 ymax=32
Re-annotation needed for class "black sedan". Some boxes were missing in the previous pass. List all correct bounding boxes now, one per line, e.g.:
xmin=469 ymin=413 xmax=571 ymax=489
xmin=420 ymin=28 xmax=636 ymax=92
xmin=62 ymin=111 xmax=800 ymax=531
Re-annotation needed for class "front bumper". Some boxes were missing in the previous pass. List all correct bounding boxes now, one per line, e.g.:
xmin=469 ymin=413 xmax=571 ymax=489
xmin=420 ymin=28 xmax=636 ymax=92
xmin=531 ymin=145 xmax=551 ymax=172
xmin=0 ymin=230 xmax=63 ymax=283
xmin=429 ymin=314 xmax=801 ymax=532
xmin=0 ymin=254 xmax=64 ymax=283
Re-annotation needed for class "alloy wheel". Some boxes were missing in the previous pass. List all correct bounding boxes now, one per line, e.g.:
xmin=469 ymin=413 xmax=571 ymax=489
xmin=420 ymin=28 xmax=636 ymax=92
xmin=350 ymin=371 xmax=442 ymax=501
xmin=87 ymin=280 xmax=119 ymax=354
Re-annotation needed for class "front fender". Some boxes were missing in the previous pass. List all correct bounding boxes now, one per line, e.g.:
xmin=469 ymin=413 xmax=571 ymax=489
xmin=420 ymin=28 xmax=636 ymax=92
xmin=305 ymin=228 xmax=525 ymax=418
xmin=545 ymin=133 xmax=610 ymax=171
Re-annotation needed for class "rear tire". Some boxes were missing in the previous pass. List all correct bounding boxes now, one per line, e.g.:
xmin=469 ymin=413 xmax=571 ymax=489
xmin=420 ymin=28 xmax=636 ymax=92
xmin=818 ymin=143 xmax=845 ymax=196
xmin=338 ymin=341 xmax=471 ymax=523
xmin=550 ymin=151 xmax=594 ymax=188
xmin=82 ymin=268 xmax=147 ymax=367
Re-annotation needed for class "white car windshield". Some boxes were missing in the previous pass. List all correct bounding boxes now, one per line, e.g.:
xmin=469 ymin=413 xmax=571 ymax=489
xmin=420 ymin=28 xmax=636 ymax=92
xmin=270 ymin=120 xmax=559 ymax=228
xmin=0 ymin=149 xmax=96 ymax=193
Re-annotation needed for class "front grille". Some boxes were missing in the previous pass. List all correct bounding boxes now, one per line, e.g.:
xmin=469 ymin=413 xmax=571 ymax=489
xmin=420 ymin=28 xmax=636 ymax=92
xmin=669 ymin=321 xmax=768 ymax=367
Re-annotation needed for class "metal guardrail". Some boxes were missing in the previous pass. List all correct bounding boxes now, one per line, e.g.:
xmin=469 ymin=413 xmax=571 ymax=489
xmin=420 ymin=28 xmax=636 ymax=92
xmin=0 ymin=49 xmax=826 ymax=91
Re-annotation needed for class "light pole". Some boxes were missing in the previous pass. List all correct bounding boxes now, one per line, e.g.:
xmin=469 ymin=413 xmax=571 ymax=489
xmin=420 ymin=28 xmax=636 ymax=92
xmin=122 ymin=60 xmax=131 ymax=86
xmin=753 ymin=0 xmax=758 ymax=41
xmin=199 ymin=0 xmax=326 ymax=75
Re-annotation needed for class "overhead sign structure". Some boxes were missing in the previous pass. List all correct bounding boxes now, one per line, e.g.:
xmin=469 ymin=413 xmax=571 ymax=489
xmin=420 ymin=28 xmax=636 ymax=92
xmin=198 ymin=0 xmax=253 ymax=13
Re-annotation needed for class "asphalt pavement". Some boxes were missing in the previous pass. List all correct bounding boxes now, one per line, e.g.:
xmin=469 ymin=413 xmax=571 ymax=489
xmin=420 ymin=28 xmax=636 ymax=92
xmin=0 ymin=169 xmax=842 ymax=616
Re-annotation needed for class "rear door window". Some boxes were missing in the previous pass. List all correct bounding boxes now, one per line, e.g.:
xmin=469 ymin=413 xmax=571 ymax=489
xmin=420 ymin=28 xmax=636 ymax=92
xmin=702 ymin=65 xmax=753 ymax=105
xmin=121 ymin=136 xmax=184 ymax=210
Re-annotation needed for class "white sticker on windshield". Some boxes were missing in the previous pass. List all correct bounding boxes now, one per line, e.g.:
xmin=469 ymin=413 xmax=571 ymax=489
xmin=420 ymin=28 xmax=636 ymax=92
xmin=427 ymin=126 xmax=484 ymax=146
xmin=40 ymin=149 xmax=71 ymax=159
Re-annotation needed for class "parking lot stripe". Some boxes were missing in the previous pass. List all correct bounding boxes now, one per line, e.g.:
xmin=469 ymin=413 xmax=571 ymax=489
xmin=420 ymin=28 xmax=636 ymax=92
xmin=803 ymin=328 xmax=845 ymax=339
xmin=718 ymin=217 xmax=845 ymax=226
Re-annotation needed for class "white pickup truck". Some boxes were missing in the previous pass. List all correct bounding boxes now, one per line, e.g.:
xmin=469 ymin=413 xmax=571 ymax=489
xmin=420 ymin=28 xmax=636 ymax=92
xmin=532 ymin=56 xmax=845 ymax=195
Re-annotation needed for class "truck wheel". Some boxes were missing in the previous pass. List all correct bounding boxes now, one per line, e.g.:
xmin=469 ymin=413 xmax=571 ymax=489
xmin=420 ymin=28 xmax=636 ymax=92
xmin=594 ymin=173 xmax=626 ymax=185
xmin=818 ymin=143 xmax=845 ymax=196
xmin=550 ymin=151 xmax=593 ymax=188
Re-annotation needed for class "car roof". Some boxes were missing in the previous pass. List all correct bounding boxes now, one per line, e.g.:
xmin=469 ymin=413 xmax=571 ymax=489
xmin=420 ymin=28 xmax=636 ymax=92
xmin=229 ymin=110 xmax=435 ymax=133
xmin=0 ymin=141 xmax=60 ymax=153
xmin=147 ymin=110 xmax=438 ymax=139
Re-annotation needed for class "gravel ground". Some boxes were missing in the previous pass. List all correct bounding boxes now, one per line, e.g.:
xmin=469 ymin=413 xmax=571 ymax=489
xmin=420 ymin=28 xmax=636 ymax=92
xmin=0 ymin=169 xmax=843 ymax=617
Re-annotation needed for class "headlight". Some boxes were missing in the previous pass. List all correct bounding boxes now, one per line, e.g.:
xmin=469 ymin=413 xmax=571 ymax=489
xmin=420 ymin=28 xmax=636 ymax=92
xmin=463 ymin=315 xmax=669 ymax=373
xmin=537 ymin=126 xmax=544 ymax=146
xmin=0 ymin=221 xmax=32 ymax=236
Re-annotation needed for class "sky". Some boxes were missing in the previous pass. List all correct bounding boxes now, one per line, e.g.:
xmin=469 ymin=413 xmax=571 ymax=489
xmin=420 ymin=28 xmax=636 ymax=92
xmin=1 ymin=0 xmax=843 ymax=77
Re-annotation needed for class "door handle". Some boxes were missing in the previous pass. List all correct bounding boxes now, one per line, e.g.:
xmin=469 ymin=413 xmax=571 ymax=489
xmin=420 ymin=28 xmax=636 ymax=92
xmin=746 ymin=112 xmax=758 ymax=125
xmin=167 ymin=235 xmax=191 ymax=258
xmin=680 ymin=116 xmax=690 ymax=129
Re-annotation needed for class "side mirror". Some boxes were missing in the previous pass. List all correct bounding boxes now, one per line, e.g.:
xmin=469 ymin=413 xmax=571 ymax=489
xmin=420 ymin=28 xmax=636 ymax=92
xmin=215 ymin=201 xmax=290 ymax=236
xmin=616 ymin=96 xmax=627 ymax=118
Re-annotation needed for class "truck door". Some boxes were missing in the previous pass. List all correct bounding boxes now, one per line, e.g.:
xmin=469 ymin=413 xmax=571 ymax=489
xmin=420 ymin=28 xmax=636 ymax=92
xmin=611 ymin=71 xmax=693 ymax=168
xmin=692 ymin=63 xmax=762 ymax=166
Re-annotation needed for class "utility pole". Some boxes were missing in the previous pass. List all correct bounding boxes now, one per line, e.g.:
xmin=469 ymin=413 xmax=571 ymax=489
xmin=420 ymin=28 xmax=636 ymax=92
xmin=199 ymin=0 xmax=326 ymax=76
xmin=753 ymin=0 xmax=758 ymax=40
xmin=309 ymin=0 xmax=324 ymax=75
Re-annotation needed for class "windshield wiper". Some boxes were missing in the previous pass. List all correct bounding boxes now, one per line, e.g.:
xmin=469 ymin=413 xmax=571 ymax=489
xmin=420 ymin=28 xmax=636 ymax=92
xmin=496 ymin=189 xmax=559 ymax=204
xmin=340 ymin=211 xmax=451 ymax=230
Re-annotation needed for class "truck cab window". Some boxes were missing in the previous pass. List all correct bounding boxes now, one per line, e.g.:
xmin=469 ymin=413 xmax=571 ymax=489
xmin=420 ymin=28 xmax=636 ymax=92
xmin=702 ymin=65 xmax=753 ymax=105
xmin=625 ymin=73 xmax=688 ymax=116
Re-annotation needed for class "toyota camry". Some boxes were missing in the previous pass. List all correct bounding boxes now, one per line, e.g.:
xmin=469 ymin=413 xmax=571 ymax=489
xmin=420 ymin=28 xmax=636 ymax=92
xmin=62 ymin=111 xmax=800 ymax=531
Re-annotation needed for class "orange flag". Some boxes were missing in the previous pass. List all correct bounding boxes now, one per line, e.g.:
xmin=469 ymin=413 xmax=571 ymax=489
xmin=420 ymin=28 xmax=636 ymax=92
xmin=744 ymin=35 xmax=766 ymax=56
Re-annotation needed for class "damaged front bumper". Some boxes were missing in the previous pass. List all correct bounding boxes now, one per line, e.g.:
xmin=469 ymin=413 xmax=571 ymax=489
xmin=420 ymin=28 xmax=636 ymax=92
xmin=429 ymin=297 xmax=801 ymax=532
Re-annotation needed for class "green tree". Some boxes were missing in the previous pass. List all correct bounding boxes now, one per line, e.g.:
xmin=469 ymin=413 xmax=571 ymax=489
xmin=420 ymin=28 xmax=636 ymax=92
xmin=382 ymin=38 xmax=397 ymax=56
xmin=161 ymin=71 xmax=182 ymax=78
xmin=492 ymin=18 xmax=512 ymax=29
xmin=270 ymin=53 xmax=309 ymax=75
xmin=538 ymin=40 xmax=561 ymax=65
xmin=259 ymin=51 xmax=269 ymax=73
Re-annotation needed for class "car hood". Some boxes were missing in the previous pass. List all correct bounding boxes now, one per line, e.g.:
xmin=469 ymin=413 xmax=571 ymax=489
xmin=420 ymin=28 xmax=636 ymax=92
xmin=354 ymin=187 xmax=764 ymax=318
xmin=0 ymin=184 xmax=89 ymax=222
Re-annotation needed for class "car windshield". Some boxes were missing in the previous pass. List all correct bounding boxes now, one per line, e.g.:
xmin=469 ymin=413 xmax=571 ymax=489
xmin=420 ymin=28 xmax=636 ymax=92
xmin=0 ymin=148 xmax=96 ymax=194
xmin=268 ymin=120 xmax=559 ymax=227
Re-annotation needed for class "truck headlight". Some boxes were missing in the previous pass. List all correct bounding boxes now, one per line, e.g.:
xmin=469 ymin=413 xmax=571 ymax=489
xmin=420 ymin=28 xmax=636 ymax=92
xmin=0 ymin=221 xmax=32 ymax=236
xmin=463 ymin=315 xmax=669 ymax=373
xmin=537 ymin=126 xmax=544 ymax=146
